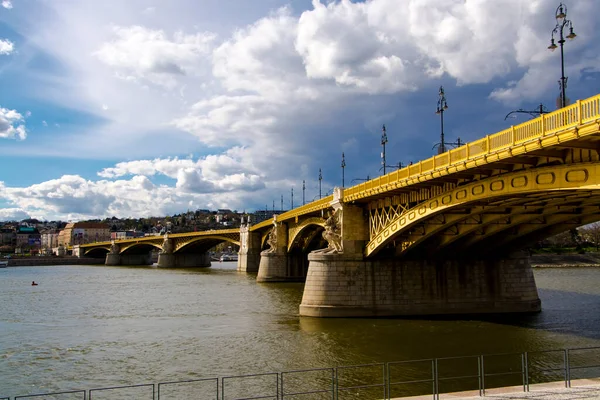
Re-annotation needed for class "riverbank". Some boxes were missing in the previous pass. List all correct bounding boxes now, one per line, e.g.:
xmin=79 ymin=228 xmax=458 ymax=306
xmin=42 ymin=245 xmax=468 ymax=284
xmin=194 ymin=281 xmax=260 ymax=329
xmin=4 ymin=256 xmax=104 ymax=267
xmin=530 ymin=253 xmax=600 ymax=268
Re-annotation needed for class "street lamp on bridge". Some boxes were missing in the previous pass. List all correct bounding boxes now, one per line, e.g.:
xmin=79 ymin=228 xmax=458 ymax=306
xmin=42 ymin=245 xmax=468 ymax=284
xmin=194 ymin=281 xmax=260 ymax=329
xmin=351 ymin=175 xmax=370 ymax=184
xmin=341 ymin=152 xmax=346 ymax=188
xmin=302 ymin=180 xmax=305 ymax=205
xmin=434 ymin=86 xmax=449 ymax=154
xmin=381 ymin=124 xmax=388 ymax=174
xmin=380 ymin=161 xmax=405 ymax=173
xmin=504 ymin=104 xmax=549 ymax=120
xmin=318 ymin=168 xmax=322 ymax=199
xmin=548 ymin=2 xmax=577 ymax=109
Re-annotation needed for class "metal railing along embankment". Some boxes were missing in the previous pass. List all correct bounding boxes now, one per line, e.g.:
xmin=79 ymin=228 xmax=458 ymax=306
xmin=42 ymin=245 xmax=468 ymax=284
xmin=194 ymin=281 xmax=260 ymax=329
xmin=4 ymin=346 xmax=600 ymax=400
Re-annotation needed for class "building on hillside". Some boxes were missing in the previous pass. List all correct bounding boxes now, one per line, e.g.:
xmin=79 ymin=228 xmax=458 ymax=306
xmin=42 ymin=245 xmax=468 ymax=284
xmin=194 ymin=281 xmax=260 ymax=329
xmin=58 ymin=222 xmax=110 ymax=247
xmin=16 ymin=226 xmax=41 ymax=250
xmin=110 ymin=231 xmax=145 ymax=240
xmin=0 ymin=228 xmax=16 ymax=249
xmin=40 ymin=230 xmax=60 ymax=252
xmin=251 ymin=210 xmax=286 ymax=225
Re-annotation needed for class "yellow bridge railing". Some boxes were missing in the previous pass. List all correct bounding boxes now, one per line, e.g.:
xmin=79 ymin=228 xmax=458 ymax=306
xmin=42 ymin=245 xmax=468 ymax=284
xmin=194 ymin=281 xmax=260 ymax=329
xmin=250 ymin=195 xmax=333 ymax=230
xmin=343 ymin=93 xmax=600 ymax=202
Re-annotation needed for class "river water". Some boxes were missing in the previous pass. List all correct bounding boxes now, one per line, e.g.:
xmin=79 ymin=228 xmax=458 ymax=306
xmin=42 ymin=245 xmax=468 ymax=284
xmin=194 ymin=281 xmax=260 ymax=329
xmin=1 ymin=263 xmax=600 ymax=399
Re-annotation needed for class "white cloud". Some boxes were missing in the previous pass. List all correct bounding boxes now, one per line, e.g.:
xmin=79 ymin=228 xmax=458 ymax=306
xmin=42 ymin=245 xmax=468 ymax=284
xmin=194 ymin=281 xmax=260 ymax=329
xmin=0 ymin=171 xmax=265 ymax=220
xmin=94 ymin=25 xmax=216 ymax=88
xmin=98 ymin=155 xmax=264 ymax=194
xmin=0 ymin=208 xmax=30 ymax=222
xmin=0 ymin=39 xmax=14 ymax=55
xmin=1 ymin=1 xmax=12 ymax=10
xmin=0 ymin=107 xmax=27 ymax=140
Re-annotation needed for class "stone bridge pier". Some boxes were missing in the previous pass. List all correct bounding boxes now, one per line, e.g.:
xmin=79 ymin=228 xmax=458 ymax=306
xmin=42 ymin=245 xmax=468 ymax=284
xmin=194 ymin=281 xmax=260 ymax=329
xmin=238 ymin=224 xmax=261 ymax=273
xmin=298 ymin=189 xmax=541 ymax=317
xmin=256 ymin=217 xmax=307 ymax=282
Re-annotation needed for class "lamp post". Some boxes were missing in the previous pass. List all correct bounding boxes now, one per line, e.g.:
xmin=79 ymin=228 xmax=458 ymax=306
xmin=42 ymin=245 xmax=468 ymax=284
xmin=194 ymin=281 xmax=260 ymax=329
xmin=435 ymin=86 xmax=449 ymax=154
xmin=548 ymin=2 xmax=576 ymax=109
xmin=341 ymin=152 xmax=346 ymax=188
xmin=504 ymin=104 xmax=549 ymax=120
xmin=281 ymin=195 xmax=283 ymax=212
xmin=381 ymin=124 xmax=388 ymax=174
xmin=318 ymin=168 xmax=322 ymax=199
xmin=302 ymin=180 xmax=305 ymax=205
xmin=291 ymin=188 xmax=294 ymax=209
xmin=351 ymin=175 xmax=371 ymax=184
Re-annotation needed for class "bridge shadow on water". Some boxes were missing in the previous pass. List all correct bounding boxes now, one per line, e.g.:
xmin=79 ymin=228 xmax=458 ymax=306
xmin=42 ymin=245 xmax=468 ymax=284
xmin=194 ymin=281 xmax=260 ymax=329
xmin=478 ymin=288 xmax=600 ymax=341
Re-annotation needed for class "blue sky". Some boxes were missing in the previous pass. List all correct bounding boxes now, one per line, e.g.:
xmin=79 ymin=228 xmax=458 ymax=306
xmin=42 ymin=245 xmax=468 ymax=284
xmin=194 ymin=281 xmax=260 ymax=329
xmin=0 ymin=0 xmax=599 ymax=221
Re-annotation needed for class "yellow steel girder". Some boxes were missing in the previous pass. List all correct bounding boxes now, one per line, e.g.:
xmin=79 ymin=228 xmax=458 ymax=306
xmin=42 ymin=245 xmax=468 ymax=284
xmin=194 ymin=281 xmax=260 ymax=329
xmin=401 ymin=193 xmax=600 ymax=255
xmin=366 ymin=162 xmax=600 ymax=257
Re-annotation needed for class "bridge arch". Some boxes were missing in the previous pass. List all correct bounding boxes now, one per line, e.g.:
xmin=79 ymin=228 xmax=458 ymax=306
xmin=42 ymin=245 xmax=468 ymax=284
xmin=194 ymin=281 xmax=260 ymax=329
xmin=287 ymin=217 xmax=326 ymax=252
xmin=174 ymin=235 xmax=240 ymax=253
xmin=120 ymin=242 xmax=162 ymax=254
xmin=367 ymin=162 xmax=600 ymax=257
xmin=84 ymin=246 xmax=111 ymax=258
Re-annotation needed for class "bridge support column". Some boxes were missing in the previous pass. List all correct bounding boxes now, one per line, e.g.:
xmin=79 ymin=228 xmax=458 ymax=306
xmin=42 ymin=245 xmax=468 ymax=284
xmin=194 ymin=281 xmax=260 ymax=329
xmin=120 ymin=253 xmax=153 ymax=265
xmin=105 ymin=253 xmax=121 ymax=266
xmin=157 ymin=252 xmax=211 ymax=267
xmin=72 ymin=245 xmax=82 ymax=258
xmin=238 ymin=224 xmax=261 ymax=273
xmin=257 ymin=218 xmax=300 ymax=282
xmin=300 ymin=251 xmax=541 ymax=317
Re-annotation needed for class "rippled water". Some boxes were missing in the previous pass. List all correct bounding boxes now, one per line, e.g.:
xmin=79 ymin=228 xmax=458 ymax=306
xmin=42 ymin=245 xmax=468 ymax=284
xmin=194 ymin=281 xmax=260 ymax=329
xmin=1 ymin=264 xmax=599 ymax=398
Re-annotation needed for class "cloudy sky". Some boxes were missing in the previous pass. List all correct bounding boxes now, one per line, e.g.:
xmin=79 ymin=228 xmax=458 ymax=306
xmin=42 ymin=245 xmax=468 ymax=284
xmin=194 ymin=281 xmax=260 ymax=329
xmin=0 ymin=0 xmax=598 ymax=221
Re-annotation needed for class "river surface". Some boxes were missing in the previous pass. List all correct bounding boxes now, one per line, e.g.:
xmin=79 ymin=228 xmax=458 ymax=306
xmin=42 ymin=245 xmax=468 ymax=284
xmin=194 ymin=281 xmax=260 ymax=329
xmin=1 ymin=264 xmax=600 ymax=399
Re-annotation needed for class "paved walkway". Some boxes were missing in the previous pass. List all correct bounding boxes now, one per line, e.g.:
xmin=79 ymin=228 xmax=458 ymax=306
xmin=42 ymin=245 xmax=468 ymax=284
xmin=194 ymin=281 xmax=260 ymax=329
xmin=400 ymin=381 xmax=600 ymax=400
xmin=446 ymin=385 xmax=600 ymax=399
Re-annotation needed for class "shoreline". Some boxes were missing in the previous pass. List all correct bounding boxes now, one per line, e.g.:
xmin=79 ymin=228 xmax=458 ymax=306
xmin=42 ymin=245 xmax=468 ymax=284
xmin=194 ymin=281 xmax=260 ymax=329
xmin=530 ymin=253 xmax=600 ymax=268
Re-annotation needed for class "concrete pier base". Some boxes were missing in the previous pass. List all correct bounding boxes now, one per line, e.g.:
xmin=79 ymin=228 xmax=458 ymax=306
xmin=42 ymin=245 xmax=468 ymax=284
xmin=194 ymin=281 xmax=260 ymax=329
xmin=299 ymin=251 xmax=541 ymax=317
xmin=105 ymin=253 xmax=121 ymax=266
xmin=157 ymin=252 xmax=211 ymax=268
xmin=257 ymin=252 xmax=290 ymax=282
xmin=238 ymin=251 xmax=260 ymax=273
xmin=120 ymin=253 xmax=153 ymax=266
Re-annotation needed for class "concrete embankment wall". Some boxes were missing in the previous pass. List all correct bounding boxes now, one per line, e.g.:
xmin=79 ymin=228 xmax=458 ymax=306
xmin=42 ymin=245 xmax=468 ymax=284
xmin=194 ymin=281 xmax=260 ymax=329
xmin=6 ymin=257 xmax=105 ymax=267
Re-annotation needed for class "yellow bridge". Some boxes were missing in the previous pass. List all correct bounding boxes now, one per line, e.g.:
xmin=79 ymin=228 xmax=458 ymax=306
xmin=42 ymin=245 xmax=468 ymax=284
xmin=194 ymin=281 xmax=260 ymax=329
xmin=77 ymin=93 xmax=600 ymax=317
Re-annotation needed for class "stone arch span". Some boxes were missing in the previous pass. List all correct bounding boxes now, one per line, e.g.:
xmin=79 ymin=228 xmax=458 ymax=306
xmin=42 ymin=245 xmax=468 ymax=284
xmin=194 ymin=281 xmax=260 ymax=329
xmin=366 ymin=162 xmax=600 ymax=257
